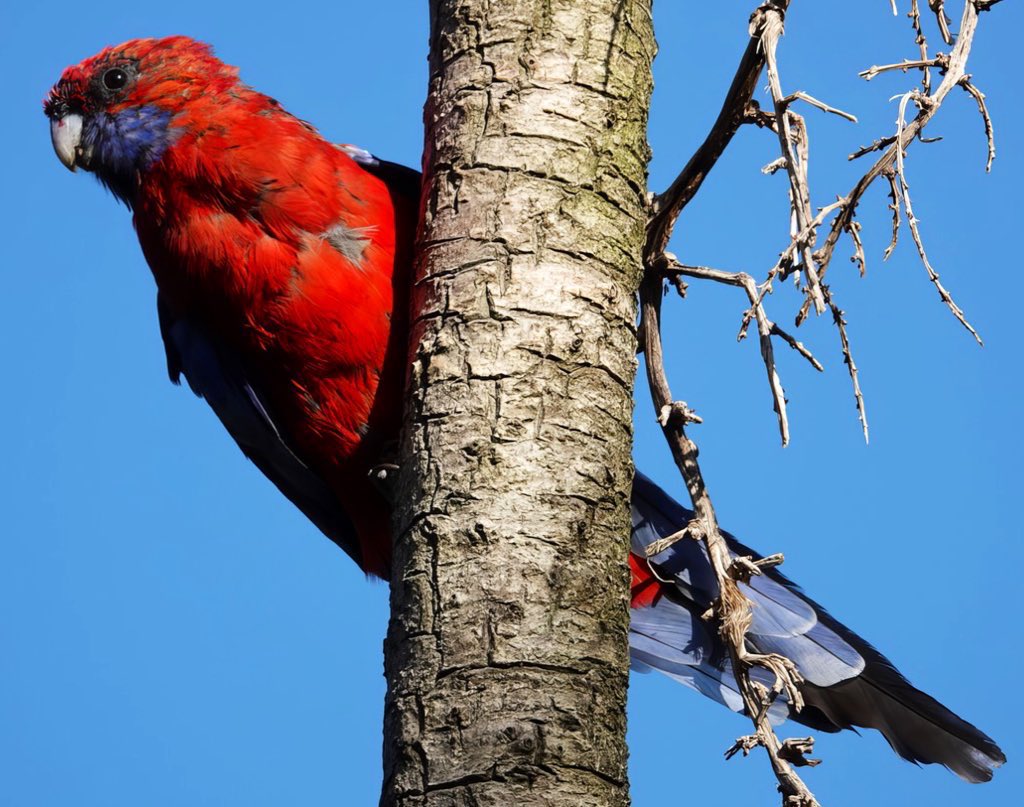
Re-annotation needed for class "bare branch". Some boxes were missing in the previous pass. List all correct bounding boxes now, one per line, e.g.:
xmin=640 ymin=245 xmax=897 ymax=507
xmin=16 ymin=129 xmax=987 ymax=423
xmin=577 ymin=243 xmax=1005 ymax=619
xmin=800 ymin=0 xmax=990 ymax=328
xmin=849 ymin=134 xmax=898 ymax=160
xmin=883 ymin=167 xmax=902 ymax=260
xmin=647 ymin=0 xmax=794 ymax=258
xmin=742 ymin=198 xmax=845 ymax=340
xmin=784 ymin=90 xmax=858 ymax=122
xmin=759 ymin=8 xmax=827 ymax=315
xmin=825 ymin=287 xmax=870 ymax=443
xmin=638 ymin=3 xmax=999 ymax=803
xmin=910 ymin=0 xmax=935 ymax=93
xmin=640 ymin=261 xmax=821 ymax=807
xmin=859 ymin=56 xmax=945 ymax=81
xmin=638 ymin=259 xmax=821 ymax=806
xmin=771 ymin=324 xmax=824 ymax=371
xmin=894 ymin=91 xmax=984 ymax=343
xmin=959 ymin=75 xmax=996 ymax=171
xmin=930 ymin=0 xmax=955 ymax=44
xmin=662 ymin=256 xmax=823 ymax=445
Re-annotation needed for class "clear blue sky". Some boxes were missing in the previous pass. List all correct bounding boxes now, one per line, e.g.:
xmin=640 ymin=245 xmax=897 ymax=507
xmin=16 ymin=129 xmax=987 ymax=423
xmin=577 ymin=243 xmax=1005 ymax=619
xmin=2 ymin=2 xmax=1019 ymax=805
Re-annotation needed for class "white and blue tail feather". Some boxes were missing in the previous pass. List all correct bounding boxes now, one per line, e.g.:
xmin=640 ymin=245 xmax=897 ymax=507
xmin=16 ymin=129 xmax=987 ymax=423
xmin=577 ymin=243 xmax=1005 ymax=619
xmin=628 ymin=473 xmax=1005 ymax=783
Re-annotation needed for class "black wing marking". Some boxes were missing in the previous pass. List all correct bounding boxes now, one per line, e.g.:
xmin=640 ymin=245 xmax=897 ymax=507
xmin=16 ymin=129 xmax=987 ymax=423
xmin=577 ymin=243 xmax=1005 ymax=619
xmin=337 ymin=144 xmax=421 ymax=202
xmin=157 ymin=294 xmax=363 ymax=566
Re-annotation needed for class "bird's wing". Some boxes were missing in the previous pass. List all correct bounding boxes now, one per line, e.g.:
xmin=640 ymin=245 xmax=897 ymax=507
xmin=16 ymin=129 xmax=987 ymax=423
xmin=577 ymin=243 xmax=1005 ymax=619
xmin=158 ymin=294 xmax=363 ymax=566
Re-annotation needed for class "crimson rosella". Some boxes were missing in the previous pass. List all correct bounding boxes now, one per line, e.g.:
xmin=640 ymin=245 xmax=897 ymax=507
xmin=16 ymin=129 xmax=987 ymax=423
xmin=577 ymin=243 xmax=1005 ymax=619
xmin=45 ymin=36 xmax=1004 ymax=782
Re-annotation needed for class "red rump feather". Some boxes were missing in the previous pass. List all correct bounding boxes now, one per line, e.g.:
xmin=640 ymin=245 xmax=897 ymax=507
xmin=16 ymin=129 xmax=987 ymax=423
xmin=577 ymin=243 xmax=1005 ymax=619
xmin=629 ymin=553 xmax=663 ymax=609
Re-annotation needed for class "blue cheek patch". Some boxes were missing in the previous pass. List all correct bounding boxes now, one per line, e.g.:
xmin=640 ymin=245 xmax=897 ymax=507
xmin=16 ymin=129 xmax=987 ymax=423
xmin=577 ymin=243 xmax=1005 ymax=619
xmin=84 ymin=105 xmax=177 ymax=206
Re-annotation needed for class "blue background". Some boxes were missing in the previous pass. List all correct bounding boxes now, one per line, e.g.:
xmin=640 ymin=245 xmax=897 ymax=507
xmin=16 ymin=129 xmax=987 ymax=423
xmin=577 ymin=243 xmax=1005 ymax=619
xmin=2 ymin=1 xmax=1019 ymax=804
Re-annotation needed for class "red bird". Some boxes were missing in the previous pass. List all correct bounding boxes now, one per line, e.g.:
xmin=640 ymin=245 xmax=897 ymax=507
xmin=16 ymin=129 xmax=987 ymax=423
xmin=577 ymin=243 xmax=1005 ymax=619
xmin=46 ymin=36 xmax=1004 ymax=782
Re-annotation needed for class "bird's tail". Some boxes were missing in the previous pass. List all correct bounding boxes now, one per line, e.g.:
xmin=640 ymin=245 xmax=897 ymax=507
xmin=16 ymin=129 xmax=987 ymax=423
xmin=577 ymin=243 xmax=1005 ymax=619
xmin=628 ymin=472 xmax=1005 ymax=782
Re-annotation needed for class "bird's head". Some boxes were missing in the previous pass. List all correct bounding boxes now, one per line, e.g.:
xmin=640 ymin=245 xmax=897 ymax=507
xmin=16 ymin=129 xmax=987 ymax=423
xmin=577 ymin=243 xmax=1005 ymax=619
xmin=44 ymin=36 xmax=241 ymax=205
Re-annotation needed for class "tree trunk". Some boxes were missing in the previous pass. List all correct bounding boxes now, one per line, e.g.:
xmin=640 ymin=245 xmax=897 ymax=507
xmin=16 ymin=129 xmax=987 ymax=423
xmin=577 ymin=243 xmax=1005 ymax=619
xmin=382 ymin=2 xmax=654 ymax=804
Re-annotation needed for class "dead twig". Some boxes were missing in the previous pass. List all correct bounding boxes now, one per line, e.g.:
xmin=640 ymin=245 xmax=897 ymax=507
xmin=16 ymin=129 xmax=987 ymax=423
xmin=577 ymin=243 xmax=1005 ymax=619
xmin=958 ymin=75 xmax=995 ymax=171
xmin=640 ymin=268 xmax=821 ymax=807
xmin=641 ymin=7 xmax=821 ymax=801
xmin=825 ymin=286 xmax=869 ymax=443
xmin=910 ymin=0 xmax=936 ymax=93
xmin=799 ymin=0 xmax=989 ymax=335
xmin=847 ymin=219 xmax=866 ymax=276
xmin=759 ymin=8 xmax=828 ymax=316
xmin=742 ymin=198 xmax=846 ymax=339
xmin=930 ymin=0 xmax=955 ymax=44
xmin=883 ymin=167 xmax=902 ymax=260
xmin=849 ymin=134 xmax=898 ymax=160
xmin=893 ymin=90 xmax=983 ymax=344
xmin=784 ymin=91 xmax=858 ymax=122
xmin=859 ymin=56 xmax=946 ymax=81
xmin=661 ymin=255 xmax=823 ymax=445
xmin=648 ymin=1 xmax=793 ymax=258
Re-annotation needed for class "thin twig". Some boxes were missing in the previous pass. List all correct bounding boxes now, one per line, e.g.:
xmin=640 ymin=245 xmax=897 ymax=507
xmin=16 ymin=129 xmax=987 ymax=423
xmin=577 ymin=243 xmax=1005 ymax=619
xmin=930 ymin=0 xmax=955 ymax=44
xmin=859 ymin=56 xmax=945 ymax=81
xmin=648 ymin=1 xmax=793 ymax=258
xmin=784 ymin=91 xmax=858 ymax=122
xmin=824 ymin=285 xmax=869 ymax=443
xmin=847 ymin=220 xmax=866 ymax=276
xmin=641 ymin=5 xmax=824 ymax=802
xmin=760 ymin=8 xmax=827 ymax=315
xmin=894 ymin=91 xmax=983 ymax=344
xmin=911 ymin=0 xmax=935 ymax=93
xmin=662 ymin=257 xmax=823 ymax=445
xmin=799 ymin=0 xmax=989 ymax=327
xmin=639 ymin=3 xmax=997 ymax=804
xmin=883 ymin=168 xmax=902 ymax=260
xmin=849 ymin=134 xmax=898 ymax=160
xmin=771 ymin=325 xmax=823 ymax=370
xmin=743 ymin=198 xmax=846 ymax=338
xmin=639 ymin=270 xmax=821 ymax=807
xmin=958 ymin=75 xmax=995 ymax=171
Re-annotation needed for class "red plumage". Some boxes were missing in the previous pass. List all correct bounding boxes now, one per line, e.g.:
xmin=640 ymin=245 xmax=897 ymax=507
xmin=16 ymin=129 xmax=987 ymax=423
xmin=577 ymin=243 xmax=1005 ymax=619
xmin=49 ymin=36 xmax=415 ymax=576
xmin=143 ymin=102 xmax=413 ymax=577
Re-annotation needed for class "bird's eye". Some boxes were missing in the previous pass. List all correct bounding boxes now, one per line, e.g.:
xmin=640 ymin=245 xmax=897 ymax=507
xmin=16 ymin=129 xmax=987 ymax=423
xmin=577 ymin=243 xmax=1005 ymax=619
xmin=102 ymin=68 xmax=128 ymax=91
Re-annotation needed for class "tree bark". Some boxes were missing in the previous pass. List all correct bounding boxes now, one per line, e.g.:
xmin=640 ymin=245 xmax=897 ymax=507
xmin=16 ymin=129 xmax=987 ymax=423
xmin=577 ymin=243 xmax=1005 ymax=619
xmin=381 ymin=2 xmax=653 ymax=805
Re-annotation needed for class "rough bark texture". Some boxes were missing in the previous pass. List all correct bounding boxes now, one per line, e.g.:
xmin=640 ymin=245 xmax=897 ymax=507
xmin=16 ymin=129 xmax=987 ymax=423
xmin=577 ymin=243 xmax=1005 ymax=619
xmin=381 ymin=2 xmax=654 ymax=805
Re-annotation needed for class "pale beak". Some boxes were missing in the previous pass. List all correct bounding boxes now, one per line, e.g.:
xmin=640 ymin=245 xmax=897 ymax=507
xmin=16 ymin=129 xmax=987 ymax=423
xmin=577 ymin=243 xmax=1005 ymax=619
xmin=50 ymin=113 xmax=84 ymax=172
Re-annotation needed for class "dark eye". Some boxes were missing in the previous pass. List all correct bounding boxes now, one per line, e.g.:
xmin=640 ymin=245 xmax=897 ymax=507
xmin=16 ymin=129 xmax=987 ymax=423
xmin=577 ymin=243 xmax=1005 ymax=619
xmin=102 ymin=68 xmax=128 ymax=91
